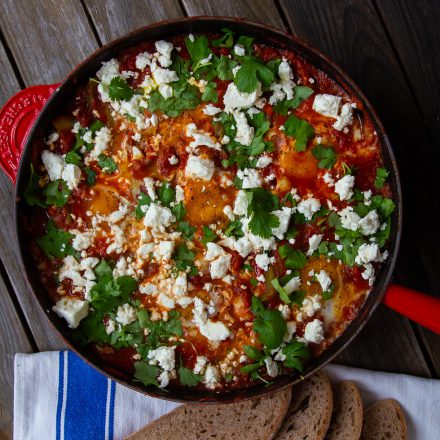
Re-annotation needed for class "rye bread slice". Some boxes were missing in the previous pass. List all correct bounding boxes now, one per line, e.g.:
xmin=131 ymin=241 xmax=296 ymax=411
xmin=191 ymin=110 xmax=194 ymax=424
xmin=360 ymin=399 xmax=407 ymax=440
xmin=275 ymin=371 xmax=333 ymax=440
xmin=126 ymin=387 xmax=292 ymax=440
xmin=325 ymin=381 xmax=363 ymax=440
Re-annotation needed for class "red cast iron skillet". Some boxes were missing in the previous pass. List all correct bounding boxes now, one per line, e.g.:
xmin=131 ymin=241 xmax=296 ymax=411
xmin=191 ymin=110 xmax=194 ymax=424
xmin=1 ymin=17 xmax=440 ymax=403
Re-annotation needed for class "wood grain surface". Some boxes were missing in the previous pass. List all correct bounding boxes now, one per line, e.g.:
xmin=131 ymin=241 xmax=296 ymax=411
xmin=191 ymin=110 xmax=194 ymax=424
xmin=0 ymin=0 xmax=439 ymax=436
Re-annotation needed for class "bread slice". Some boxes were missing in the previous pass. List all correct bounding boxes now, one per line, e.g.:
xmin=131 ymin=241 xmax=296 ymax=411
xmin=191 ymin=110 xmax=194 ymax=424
xmin=126 ymin=387 xmax=292 ymax=440
xmin=325 ymin=381 xmax=363 ymax=440
xmin=275 ymin=371 xmax=333 ymax=440
xmin=360 ymin=399 xmax=407 ymax=440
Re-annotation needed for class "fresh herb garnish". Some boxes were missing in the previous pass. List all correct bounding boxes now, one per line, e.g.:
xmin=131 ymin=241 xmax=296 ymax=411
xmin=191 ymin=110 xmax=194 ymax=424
xmin=312 ymin=145 xmax=337 ymax=169
xmin=36 ymin=221 xmax=75 ymax=258
xmin=134 ymin=362 xmax=159 ymax=387
xmin=375 ymin=167 xmax=389 ymax=189
xmin=201 ymin=226 xmax=218 ymax=246
xmin=273 ymin=86 xmax=314 ymax=115
xmin=135 ymin=192 xmax=152 ymax=219
xmin=178 ymin=366 xmax=203 ymax=387
xmin=246 ymin=188 xmax=280 ymax=238
xmin=173 ymin=244 xmax=198 ymax=276
xmin=97 ymin=155 xmax=118 ymax=173
xmin=108 ymin=77 xmax=134 ymax=101
xmin=278 ymin=245 xmax=307 ymax=270
xmin=284 ymin=115 xmax=315 ymax=151
xmin=271 ymin=278 xmax=291 ymax=304
xmin=43 ymin=180 xmax=71 ymax=207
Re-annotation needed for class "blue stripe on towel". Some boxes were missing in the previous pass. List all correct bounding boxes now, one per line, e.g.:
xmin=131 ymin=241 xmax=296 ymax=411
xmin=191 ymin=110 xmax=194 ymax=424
xmin=56 ymin=351 xmax=65 ymax=440
xmin=64 ymin=352 xmax=108 ymax=439
xmin=108 ymin=380 xmax=116 ymax=439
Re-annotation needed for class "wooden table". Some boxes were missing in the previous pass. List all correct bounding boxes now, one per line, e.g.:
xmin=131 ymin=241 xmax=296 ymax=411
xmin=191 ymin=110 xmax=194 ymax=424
xmin=0 ymin=0 xmax=439 ymax=437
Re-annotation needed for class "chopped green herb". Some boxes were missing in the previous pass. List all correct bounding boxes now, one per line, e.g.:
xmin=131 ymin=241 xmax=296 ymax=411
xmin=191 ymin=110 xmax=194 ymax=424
xmin=375 ymin=167 xmax=389 ymax=189
xmin=84 ymin=167 xmax=96 ymax=186
xmin=312 ymin=145 xmax=337 ymax=169
xmin=271 ymin=278 xmax=291 ymax=304
xmin=246 ymin=188 xmax=280 ymax=238
xmin=201 ymin=226 xmax=218 ymax=246
xmin=135 ymin=192 xmax=152 ymax=219
xmin=273 ymin=86 xmax=314 ymax=115
xmin=97 ymin=155 xmax=117 ymax=173
xmin=278 ymin=245 xmax=307 ymax=270
xmin=212 ymin=28 xmax=235 ymax=48
xmin=134 ymin=362 xmax=159 ymax=387
xmin=158 ymin=182 xmax=175 ymax=207
xmin=108 ymin=77 xmax=134 ymax=101
xmin=23 ymin=164 xmax=45 ymax=207
xmin=173 ymin=244 xmax=198 ymax=275
xmin=282 ymin=340 xmax=311 ymax=372
xmin=284 ymin=115 xmax=315 ymax=151
xmin=43 ymin=180 xmax=71 ymax=207
xmin=36 ymin=221 xmax=75 ymax=258
xmin=202 ymin=81 xmax=218 ymax=102
xmin=176 ymin=221 xmax=196 ymax=240
xmin=178 ymin=366 xmax=203 ymax=387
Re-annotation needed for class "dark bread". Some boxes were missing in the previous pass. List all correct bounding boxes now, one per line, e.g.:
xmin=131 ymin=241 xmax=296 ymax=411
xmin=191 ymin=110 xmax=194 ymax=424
xmin=275 ymin=371 xmax=333 ymax=440
xmin=360 ymin=399 xmax=407 ymax=440
xmin=126 ymin=387 xmax=292 ymax=440
xmin=325 ymin=381 xmax=363 ymax=440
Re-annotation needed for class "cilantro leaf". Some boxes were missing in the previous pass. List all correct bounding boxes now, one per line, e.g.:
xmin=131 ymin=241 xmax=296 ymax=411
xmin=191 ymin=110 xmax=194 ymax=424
xmin=284 ymin=115 xmax=315 ymax=151
xmin=212 ymin=28 xmax=235 ymax=48
xmin=234 ymin=57 xmax=275 ymax=93
xmin=253 ymin=309 xmax=287 ymax=349
xmin=243 ymin=345 xmax=264 ymax=360
xmin=43 ymin=180 xmax=71 ymax=207
xmin=375 ymin=167 xmax=389 ymax=189
xmin=202 ymin=82 xmax=218 ymax=102
xmin=282 ymin=340 xmax=311 ymax=372
xmin=273 ymin=86 xmax=314 ymax=115
xmin=84 ymin=167 xmax=96 ymax=186
xmin=177 ymin=221 xmax=196 ymax=240
xmin=108 ymin=77 xmax=134 ymax=101
xmin=201 ymin=226 xmax=218 ymax=246
xmin=246 ymin=188 xmax=280 ymax=238
xmin=216 ymin=55 xmax=237 ymax=81
xmin=97 ymin=154 xmax=117 ymax=173
xmin=240 ymin=363 xmax=261 ymax=374
xmin=312 ymin=145 xmax=337 ymax=169
xmin=171 ymin=201 xmax=186 ymax=221
xmin=278 ymin=245 xmax=307 ymax=270
xmin=135 ymin=192 xmax=152 ymax=219
xmin=23 ymin=164 xmax=45 ymax=207
xmin=36 ymin=221 xmax=75 ymax=258
xmin=184 ymin=35 xmax=212 ymax=66
xmin=224 ymin=220 xmax=244 ymax=238
xmin=134 ymin=361 xmax=159 ymax=387
xmin=271 ymin=278 xmax=291 ymax=304
xmin=178 ymin=366 xmax=203 ymax=387
xmin=173 ymin=244 xmax=197 ymax=275
xmin=157 ymin=182 xmax=175 ymax=207
xmin=65 ymin=151 xmax=82 ymax=166
xmin=251 ymin=296 xmax=266 ymax=317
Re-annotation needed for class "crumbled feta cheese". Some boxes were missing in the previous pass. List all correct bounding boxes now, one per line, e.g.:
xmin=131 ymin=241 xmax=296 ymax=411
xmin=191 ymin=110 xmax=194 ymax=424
xmin=312 ymin=94 xmax=341 ymax=118
xmin=96 ymin=58 xmax=120 ymax=84
xmin=106 ymin=319 xmax=116 ymax=335
xmin=210 ymin=255 xmax=231 ymax=279
xmin=46 ymin=132 xmax=59 ymax=145
xmin=256 ymin=155 xmax=273 ymax=168
xmin=297 ymin=197 xmax=321 ymax=220
xmin=132 ymin=146 xmax=143 ymax=160
xmin=143 ymin=203 xmax=175 ymax=231
xmin=193 ymin=356 xmax=208 ymax=374
xmin=255 ymin=253 xmax=274 ymax=271
xmin=193 ymin=298 xmax=230 ymax=341
xmin=185 ymin=155 xmax=215 ymax=181
xmin=339 ymin=206 xmax=361 ymax=231
xmin=223 ymin=82 xmax=262 ymax=110
xmin=203 ymin=104 xmax=222 ymax=116
xmin=322 ymin=172 xmax=335 ymax=187
xmin=301 ymin=294 xmax=322 ymax=317
xmin=356 ymin=243 xmax=382 ymax=264
xmin=271 ymin=207 xmax=292 ymax=239
xmin=223 ymin=205 xmax=235 ymax=220
xmin=333 ymin=103 xmax=353 ymax=131
xmin=152 ymin=68 xmax=178 ymax=84
xmin=304 ymin=319 xmax=324 ymax=344
xmin=316 ymin=270 xmax=332 ymax=292
xmin=264 ymin=357 xmax=278 ymax=378
xmin=92 ymin=126 xmax=112 ymax=158
xmin=41 ymin=150 xmax=65 ymax=181
xmin=72 ymin=231 xmax=92 ymax=251
xmin=233 ymin=44 xmax=246 ymax=56
xmin=116 ymin=303 xmax=137 ymax=325
xmin=362 ymin=263 xmax=375 ymax=286
xmin=139 ymin=283 xmax=157 ymax=295
xmin=204 ymin=365 xmax=221 ymax=389
xmin=168 ymin=155 xmax=179 ymax=165
xmin=335 ymin=175 xmax=355 ymax=201
xmin=52 ymin=297 xmax=89 ymax=329
xmin=233 ymin=110 xmax=254 ymax=146
xmin=233 ymin=190 xmax=249 ymax=216
xmin=60 ymin=163 xmax=81 ymax=190
xmin=137 ymin=243 xmax=154 ymax=260
xmin=278 ymin=304 xmax=291 ymax=319
xmin=186 ymin=123 xmax=221 ymax=151
xmin=158 ymin=84 xmax=173 ymax=99
xmin=205 ymin=242 xmax=226 ymax=261
xmin=358 ymin=210 xmax=380 ymax=235
xmin=143 ymin=177 xmax=157 ymax=200
xmin=284 ymin=276 xmax=301 ymax=294
xmin=158 ymin=371 xmax=170 ymax=388
xmin=307 ymin=234 xmax=323 ymax=256
xmin=158 ymin=293 xmax=175 ymax=309
xmin=135 ymin=51 xmax=152 ymax=70
xmin=147 ymin=345 xmax=176 ymax=371
xmin=236 ymin=168 xmax=262 ymax=188
xmin=175 ymin=185 xmax=184 ymax=202
xmin=154 ymin=241 xmax=174 ymax=261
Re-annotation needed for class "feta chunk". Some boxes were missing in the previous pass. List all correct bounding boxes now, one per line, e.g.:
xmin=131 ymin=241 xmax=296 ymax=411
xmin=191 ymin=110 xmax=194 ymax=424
xmin=210 ymin=255 xmax=231 ymax=279
xmin=335 ymin=175 xmax=355 ymax=201
xmin=223 ymin=82 xmax=262 ymax=110
xmin=41 ymin=150 xmax=65 ymax=181
xmin=92 ymin=126 xmax=112 ymax=158
xmin=72 ymin=231 xmax=92 ymax=251
xmin=153 ymin=241 xmax=174 ymax=261
xmin=316 ymin=270 xmax=332 ymax=292
xmin=312 ymin=94 xmax=341 ymax=118
xmin=186 ymin=123 xmax=221 ymax=151
xmin=193 ymin=356 xmax=208 ymax=374
xmin=358 ymin=210 xmax=380 ymax=235
xmin=307 ymin=234 xmax=323 ymax=256
xmin=233 ymin=190 xmax=249 ymax=216
xmin=333 ymin=103 xmax=354 ymax=131
xmin=203 ymin=104 xmax=221 ymax=116
xmin=283 ymin=276 xmax=301 ymax=294
xmin=193 ymin=298 xmax=230 ymax=341
xmin=204 ymin=365 xmax=221 ymax=389
xmin=143 ymin=203 xmax=175 ymax=231
xmin=297 ymin=197 xmax=321 ymax=220
xmin=152 ymin=68 xmax=178 ymax=84
xmin=356 ymin=243 xmax=382 ymax=264
xmin=52 ymin=297 xmax=89 ymax=329
xmin=255 ymin=253 xmax=274 ymax=271
xmin=264 ymin=357 xmax=278 ymax=378
xmin=135 ymin=51 xmax=152 ymax=70
xmin=116 ymin=303 xmax=137 ymax=325
xmin=339 ymin=207 xmax=361 ymax=231
xmin=147 ymin=345 xmax=176 ymax=371
xmin=233 ymin=44 xmax=246 ymax=56
xmin=256 ymin=155 xmax=273 ymax=168
xmin=233 ymin=110 xmax=254 ymax=146
xmin=236 ymin=168 xmax=262 ymax=189
xmin=304 ymin=319 xmax=324 ymax=344
xmin=185 ymin=155 xmax=215 ymax=181
xmin=271 ymin=207 xmax=292 ymax=239
xmin=168 ymin=155 xmax=179 ymax=165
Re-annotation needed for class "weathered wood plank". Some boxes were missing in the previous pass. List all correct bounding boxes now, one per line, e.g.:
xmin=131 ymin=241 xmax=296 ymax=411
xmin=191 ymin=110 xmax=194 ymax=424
xmin=83 ymin=0 xmax=185 ymax=44
xmin=0 ymin=0 xmax=98 ymax=85
xmin=374 ymin=0 xmax=440 ymax=147
xmin=279 ymin=0 xmax=437 ymax=376
xmin=0 ymin=273 xmax=34 ymax=439
xmin=181 ymin=0 xmax=286 ymax=30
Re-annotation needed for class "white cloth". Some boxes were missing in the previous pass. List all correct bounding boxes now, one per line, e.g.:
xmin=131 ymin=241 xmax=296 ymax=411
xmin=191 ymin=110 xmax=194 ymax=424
xmin=14 ymin=351 xmax=440 ymax=439
xmin=325 ymin=364 xmax=440 ymax=439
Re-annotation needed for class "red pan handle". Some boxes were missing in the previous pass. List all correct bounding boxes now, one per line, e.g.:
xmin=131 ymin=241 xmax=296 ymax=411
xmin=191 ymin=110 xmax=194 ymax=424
xmin=383 ymin=284 xmax=440 ymax=334
xmin=0 ymin=84 xmax=60 ymax=183
xmin=1 ymin=86 xmax=440 ymax=335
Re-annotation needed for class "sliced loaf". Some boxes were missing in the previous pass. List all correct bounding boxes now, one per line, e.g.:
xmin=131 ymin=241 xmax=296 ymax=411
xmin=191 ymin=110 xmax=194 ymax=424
xmin=361 ymin=399 xmax=407 ymax=440
xmin=325 ymin=381 xmax=363 ymax=440
xmin=276 ymin=371 xmax=333 ymax=440
xmin=126 ymin=387 xmax=292 ymax=440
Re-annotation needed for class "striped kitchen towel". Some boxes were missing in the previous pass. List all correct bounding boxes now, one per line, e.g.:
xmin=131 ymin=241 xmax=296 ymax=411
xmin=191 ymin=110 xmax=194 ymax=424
xmin=14 ymin=351 xmax=180 ymax=440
